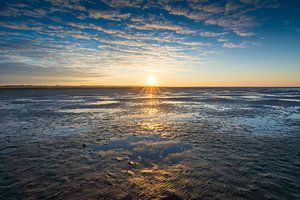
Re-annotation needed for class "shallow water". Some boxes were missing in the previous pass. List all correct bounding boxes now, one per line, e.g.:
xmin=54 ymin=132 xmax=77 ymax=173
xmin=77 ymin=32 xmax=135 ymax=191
xmin=0 ymin=87 xmax=299 ymax=199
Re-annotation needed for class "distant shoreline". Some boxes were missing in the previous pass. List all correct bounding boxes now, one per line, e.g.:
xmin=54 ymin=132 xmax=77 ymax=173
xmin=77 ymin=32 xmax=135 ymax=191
xmin=0 ymin=85 xmax=299 ymax=89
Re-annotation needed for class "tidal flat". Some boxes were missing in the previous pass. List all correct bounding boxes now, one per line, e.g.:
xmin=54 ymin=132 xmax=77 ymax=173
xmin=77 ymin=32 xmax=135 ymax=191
xmin=0 ymin=87 xmax=299 ymax=199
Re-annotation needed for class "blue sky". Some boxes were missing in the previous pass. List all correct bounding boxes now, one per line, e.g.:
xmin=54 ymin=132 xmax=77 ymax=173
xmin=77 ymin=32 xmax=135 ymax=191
xmin=0 ymin=0 xmax=299 ymax=86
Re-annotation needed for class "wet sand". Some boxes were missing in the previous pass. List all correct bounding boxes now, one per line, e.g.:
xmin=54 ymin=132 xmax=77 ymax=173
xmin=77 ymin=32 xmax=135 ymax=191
xmin=0 ymin=88 xmax=300 ymax=199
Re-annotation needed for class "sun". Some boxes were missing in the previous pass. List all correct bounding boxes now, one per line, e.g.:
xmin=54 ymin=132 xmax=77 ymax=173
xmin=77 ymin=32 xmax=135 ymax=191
xmin=146 ymin=76 xmax=157 ymax=86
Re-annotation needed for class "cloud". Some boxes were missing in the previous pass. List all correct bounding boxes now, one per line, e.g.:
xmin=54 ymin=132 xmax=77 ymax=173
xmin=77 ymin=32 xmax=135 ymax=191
xmin=127 ymin=15 xmax=197 ymax=35
xmin=0 ymin=61 xmax=106 ymax=78
xmin=0 ymin=0 xmax=282 ymax=84
xmin=128 ymin=22 xmax=195 ymax=34
xmin=180 ymin=41 xmax=211 ymax=46
xmin=100 ymin=0 xmax=143 ymax=8
xmin=163 ymin=3 xmax=209 ymax=21
xmin=222 ymin=42 xmax=248 ymax=48
xmin=66 ymin=22 xmax=122 ymax=35
xmin=225 ymin=1 xmax=243 ymax=12
xmin=95 ymin=39 xmax=208 ymax=72
xmin=0 ymin=26 xmax=206 ymax=76
xmin=222 ymin=41 xmax=260 ymax=48
xmin=89 ymin=10 xmax=130 ymax=21
xmin=0 ymin=6 xmax=21 ymax=17
xmin=240 ymin=0 xmax=280 ymax=9
xmin=205 ymin=15 xmax=257 ymax=30
xmin=162 ymin=0 xmax=278 ymax=39
xmin=47 ymin=0 xmax=86 ymax=11
xmin=205 ymin=14 xmax=258 ymax=38
xmin=234 ymin=30 xmax=255 ymax=37
xmin=200 ymin=31 xmax=226 ymax=37
xmin=0 ymin=22 xmax=29 ymax=30
xmin=201 ymin=4 xmax=224 ymax=14
xmin=0 ymin=3 xmax=47 ymax=18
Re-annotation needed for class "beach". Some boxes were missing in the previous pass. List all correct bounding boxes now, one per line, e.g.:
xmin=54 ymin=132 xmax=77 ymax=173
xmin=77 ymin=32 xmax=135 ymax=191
xmin=1 ymin=87 xmax=299 ymax=199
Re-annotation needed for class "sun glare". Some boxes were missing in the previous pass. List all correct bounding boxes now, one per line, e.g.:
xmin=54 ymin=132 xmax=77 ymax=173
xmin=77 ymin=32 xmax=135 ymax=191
xmin=146 ymin=76 xmax=157 ymax=86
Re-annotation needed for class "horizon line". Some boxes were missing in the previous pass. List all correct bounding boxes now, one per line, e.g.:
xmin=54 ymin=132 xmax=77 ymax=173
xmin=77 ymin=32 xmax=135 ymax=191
xmin=0 ymin=84 xmax=299 ymax=89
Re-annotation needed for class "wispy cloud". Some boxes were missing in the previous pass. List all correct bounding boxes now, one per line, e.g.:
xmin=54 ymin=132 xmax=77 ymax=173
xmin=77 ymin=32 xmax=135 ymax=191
xmin=240 ymin=0 xmax=280 ymax=8
xmin=0 ymin=0 xmax=284 ymax=84
xmin=128 ymin=22 xmax=196 ymax=35
xmin=222 ymin=41 xmax=260 ymax=48
xmin=200 ymin=31 xmax=227 ymax=37
xmin=89 ymin=10 xmax=130 ymax=21
xmin=101 ymin=0 xmax=143 ymax=8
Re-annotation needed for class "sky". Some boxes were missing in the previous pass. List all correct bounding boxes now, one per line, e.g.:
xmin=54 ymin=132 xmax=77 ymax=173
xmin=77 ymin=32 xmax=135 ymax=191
xmin=0 ymin=0 xmax=299 ymax=86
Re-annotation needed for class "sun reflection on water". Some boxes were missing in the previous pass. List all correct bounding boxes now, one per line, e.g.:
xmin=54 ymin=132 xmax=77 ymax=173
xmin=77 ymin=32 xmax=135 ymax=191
xmin=140 ymin=85 xmax=161 ymax=96
xmin=2 ymin=88 xmax=299 ymax=199
xmin=138 ymin=85 xmax=162 ymax=115
xmin=91 ymin=133 xmax=192 ymax=199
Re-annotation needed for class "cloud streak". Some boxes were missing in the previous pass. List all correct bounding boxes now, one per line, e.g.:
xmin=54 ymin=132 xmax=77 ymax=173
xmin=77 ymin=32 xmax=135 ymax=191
xmin=89 ymin=10 xmax=131 ymax=21
xmin=0 ymin=0 xmax=285 ymax=85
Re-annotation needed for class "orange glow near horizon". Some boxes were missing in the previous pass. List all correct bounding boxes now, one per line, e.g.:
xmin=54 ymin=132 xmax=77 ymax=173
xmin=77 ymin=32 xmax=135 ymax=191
xmin=141 ymin=76 xmax=161 ymax=96
xmin=146 ymin=76 xmax=157 ymax=86
xmin=2 ymin=72 xmax=299 ymax=87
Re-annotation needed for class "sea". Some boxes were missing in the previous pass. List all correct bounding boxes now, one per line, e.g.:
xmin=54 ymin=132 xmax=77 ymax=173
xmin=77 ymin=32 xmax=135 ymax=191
xmin=0 ymin=87 xmax=299 ymax=199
